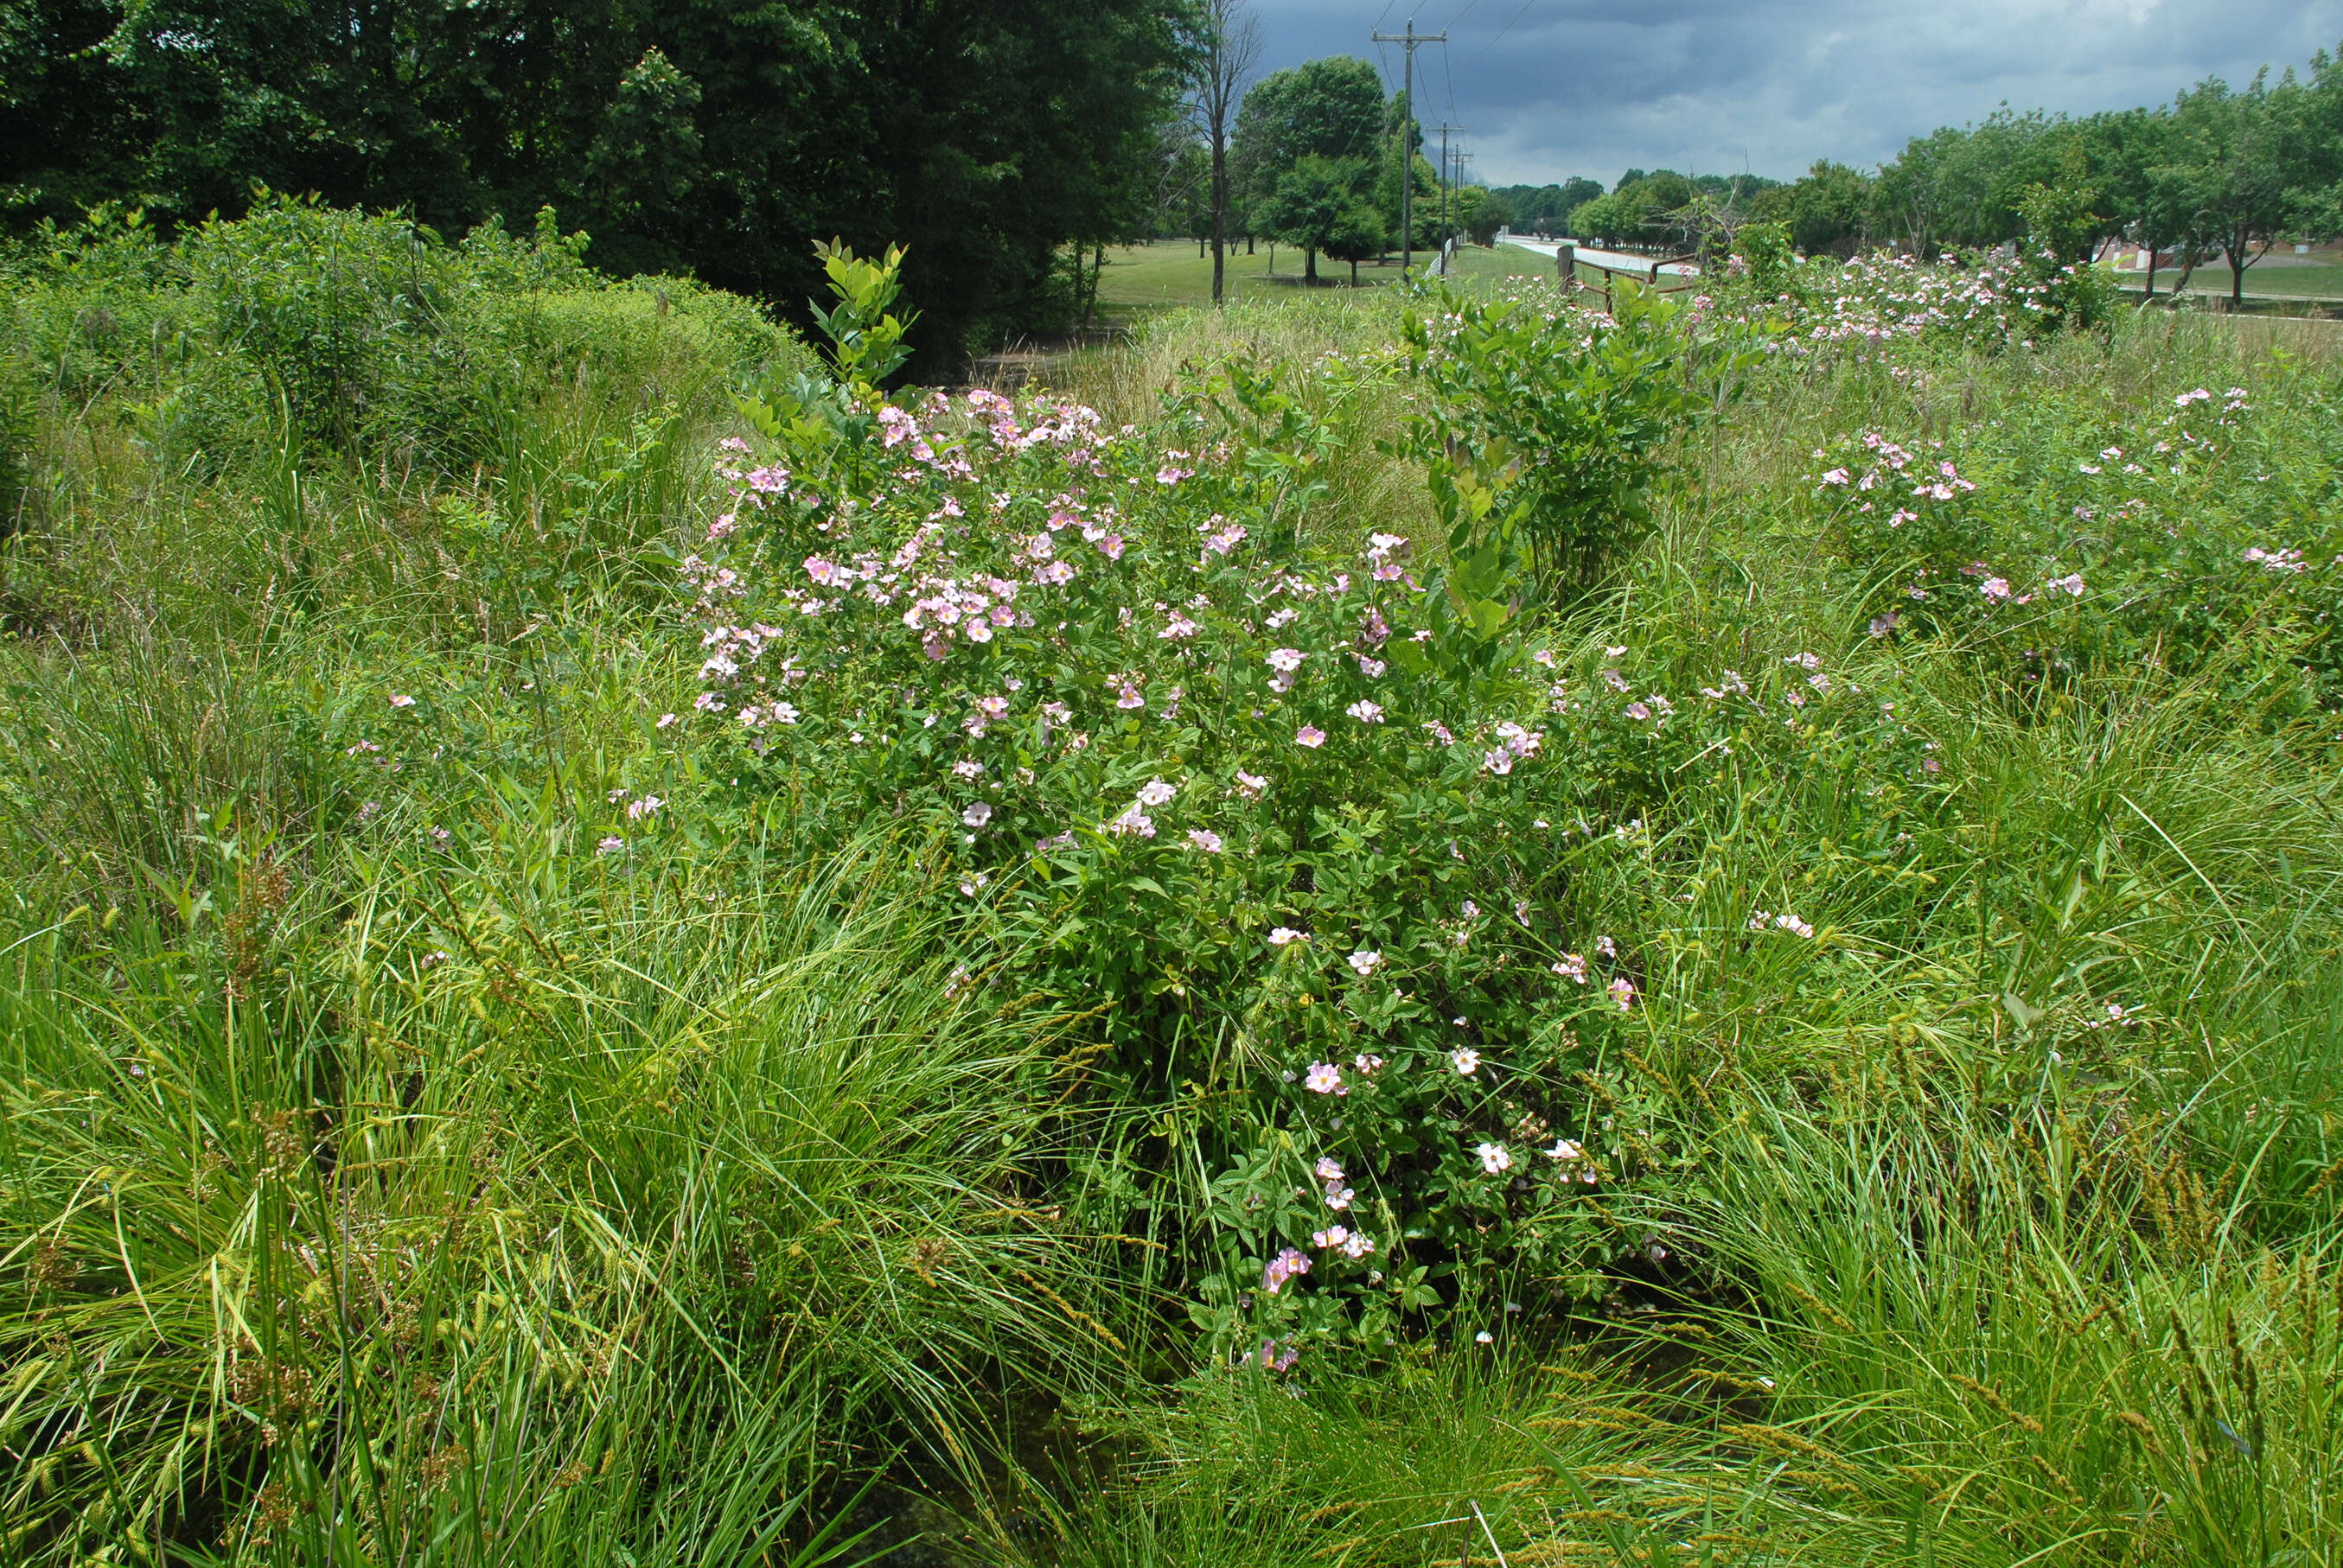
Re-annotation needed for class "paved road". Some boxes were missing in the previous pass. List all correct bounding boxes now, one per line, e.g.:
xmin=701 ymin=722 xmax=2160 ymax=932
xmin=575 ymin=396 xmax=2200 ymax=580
xmin=1497 ymin=233 xmax=1701 ymax=278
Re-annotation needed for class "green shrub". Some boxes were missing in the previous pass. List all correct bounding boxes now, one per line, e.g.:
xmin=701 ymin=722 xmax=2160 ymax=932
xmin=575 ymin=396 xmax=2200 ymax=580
xmin=1400 ymin=280 xmax=1695 ymax=596
xmin=3 ymin=198 xmax=810 ymax=482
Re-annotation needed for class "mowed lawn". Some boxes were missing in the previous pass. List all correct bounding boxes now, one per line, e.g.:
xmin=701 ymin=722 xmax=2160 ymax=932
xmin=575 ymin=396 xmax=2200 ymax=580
xmin=1094 ymin=239 xmax=1554 ymax=317
xmin=1096 ymin=239 xmax=2343 ymax=319
xmin=2123 ymin=261 xmax=2343 ymax=300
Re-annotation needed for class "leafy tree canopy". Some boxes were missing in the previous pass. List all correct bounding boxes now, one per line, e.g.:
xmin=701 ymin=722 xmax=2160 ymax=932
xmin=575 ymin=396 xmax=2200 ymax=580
xmin=0 ymin=0 xmax=1194 ymax=370
xmin=1231 ymin=55 xmax=1386 ymax=221
xmin=1265 ymin=153 xmax=1381 ymax=282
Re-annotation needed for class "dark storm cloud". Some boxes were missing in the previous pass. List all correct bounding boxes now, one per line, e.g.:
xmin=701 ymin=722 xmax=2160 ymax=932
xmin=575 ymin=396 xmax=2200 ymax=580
xmin=1250 ymin=0 xmax=2343 ymax=186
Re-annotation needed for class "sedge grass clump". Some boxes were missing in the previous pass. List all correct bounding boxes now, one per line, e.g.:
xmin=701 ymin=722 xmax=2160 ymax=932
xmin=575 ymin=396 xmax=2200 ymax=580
xmin=0 ymin=827 xmax=1119 ymax=1563
xmin=1624 ymin=1059 xmax=2343 ymax=1565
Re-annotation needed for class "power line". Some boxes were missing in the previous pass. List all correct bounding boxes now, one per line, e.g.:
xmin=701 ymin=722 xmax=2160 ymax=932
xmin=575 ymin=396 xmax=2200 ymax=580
xmin=1471 ymin=0 xmax=1537 ymax=64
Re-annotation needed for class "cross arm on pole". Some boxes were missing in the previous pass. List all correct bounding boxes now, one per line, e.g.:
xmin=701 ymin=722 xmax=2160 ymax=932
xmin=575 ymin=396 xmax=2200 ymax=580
xmin=1371 ymin=21 xmax=1446 ymax=277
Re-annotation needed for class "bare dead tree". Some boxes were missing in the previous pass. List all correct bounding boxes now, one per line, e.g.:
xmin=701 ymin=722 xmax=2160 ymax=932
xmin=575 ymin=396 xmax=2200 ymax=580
xmin=1191 ymin=0 xmax=1263 ymax=306
xmin=1663 ymin=194 xmax=1746 ymax=267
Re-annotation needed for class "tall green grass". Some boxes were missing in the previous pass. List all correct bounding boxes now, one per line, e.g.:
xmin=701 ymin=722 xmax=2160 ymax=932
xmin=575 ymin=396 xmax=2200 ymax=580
xmin=2 ymin=819 xmax=1128 ymax=1561
xmin=5 ymin=214 xmax=2340 ymax=1564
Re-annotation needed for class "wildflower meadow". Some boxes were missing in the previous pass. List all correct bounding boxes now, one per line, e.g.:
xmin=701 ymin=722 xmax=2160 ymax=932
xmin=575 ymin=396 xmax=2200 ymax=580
xmin=3 ymin=206 xmax=2341 ymax=1566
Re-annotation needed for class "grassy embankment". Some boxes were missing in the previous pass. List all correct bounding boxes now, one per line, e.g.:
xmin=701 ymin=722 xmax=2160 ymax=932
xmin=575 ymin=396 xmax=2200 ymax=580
xmin=4 ymin=208 xmax=2341 ymax=1566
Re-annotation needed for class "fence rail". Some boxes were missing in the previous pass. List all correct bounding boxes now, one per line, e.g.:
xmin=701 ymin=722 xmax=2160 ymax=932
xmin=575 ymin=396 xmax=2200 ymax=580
xmin=1547 ymin=243 xmax=1702 ymax=315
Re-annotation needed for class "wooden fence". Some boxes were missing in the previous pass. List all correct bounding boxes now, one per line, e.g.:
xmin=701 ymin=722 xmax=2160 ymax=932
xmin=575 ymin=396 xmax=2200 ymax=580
xmin=1548 ymin=243 xmax=1703 ymax=315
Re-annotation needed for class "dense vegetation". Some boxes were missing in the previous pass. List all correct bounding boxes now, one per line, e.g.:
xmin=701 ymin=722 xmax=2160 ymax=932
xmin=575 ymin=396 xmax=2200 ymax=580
xmin=4 ymin=193 xmax=2342 ymax=1568
xmin=0 ymin=0 xmax=1190 ymax=367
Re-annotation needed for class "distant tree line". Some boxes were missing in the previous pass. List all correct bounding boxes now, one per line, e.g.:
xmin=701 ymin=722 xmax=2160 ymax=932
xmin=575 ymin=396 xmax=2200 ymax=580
xmin=1550 ymin=170 xmax=1784 ymax=254
xmin=0 ymin=0 xmax=1192 ymax=368
xmin=1493 ymin=179 xmax=1605 ymax=236
xmin=1586 ymin=47 xmax=2343 ymax=307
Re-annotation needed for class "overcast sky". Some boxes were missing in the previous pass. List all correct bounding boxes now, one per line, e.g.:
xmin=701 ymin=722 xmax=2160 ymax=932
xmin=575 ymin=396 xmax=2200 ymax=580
xmin=1251 ymin=0 xmax=2343 ymax=188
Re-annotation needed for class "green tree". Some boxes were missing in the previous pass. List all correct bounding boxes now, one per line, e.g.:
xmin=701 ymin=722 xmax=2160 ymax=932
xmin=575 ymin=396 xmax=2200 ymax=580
xmin=1555 ymin=176 xmax=1605 ymax=221
xmin=1870 ymin=124 xmax=1965 ymax=255
xmin=2071 ymin=107 xmax=2181 ymax=290
xmin=0 ymin=0 xmax=148 ymax=226
xmin=1322 ymin=198 xmax=1388 ymax=284
xmin=1231 ymin=54 xmax=1386 ymax=248
xmin=1750 ymin=161 xmax=1874 ymax=256
xmin=1266 ymin=153 xmax=1376 ymax=283
xmin=1 ymin=0 xmax=1194 ymax=372
xmin=584 ymin=48 xmax=704 ymax=271
xmin=1372 ymin=146 xmax=1440 ymax=252
xmin=2159 ymin=70 xmax=2306 ymax=306
xmin=1628 ymin=171 xmax=1695 ymax=248
xmin=1570 ymin=189 xmax=1647 ymax=245
xmin=2294 ymin=45 xmax=2343 ymax=237
xmin=1874 ymin=110 xmax=2066 ymax=253
xmin=1454 ymin=186 xmax=1513 ymax=246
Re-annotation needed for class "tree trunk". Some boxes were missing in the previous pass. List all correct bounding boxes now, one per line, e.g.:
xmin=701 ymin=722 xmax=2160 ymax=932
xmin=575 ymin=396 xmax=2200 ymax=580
xmin=1305 ymin=248 xmax=1318 ymax=284
xmin=1198 ymin=236 xmax=1205 ymax=258
xmin=1247 ymin=233 xmax=1254 ymax=255
xmin=1349 ymin=258 xmax=1359 ymax=285
xmin=2229 ymin=242 xmax=2244 ymax=308
xmin=2142 ymin=247 xmax=2156 ymax=298
xmin=1210 ymin=134 xmax=1227 ymax=306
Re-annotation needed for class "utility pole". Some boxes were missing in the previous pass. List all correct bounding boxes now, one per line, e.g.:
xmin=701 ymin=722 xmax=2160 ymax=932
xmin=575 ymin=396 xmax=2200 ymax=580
xmin=1372 ymin=18 xmax=1445 ymax=277
xmin=1434 ymin=123 xmax=1466 ymax=250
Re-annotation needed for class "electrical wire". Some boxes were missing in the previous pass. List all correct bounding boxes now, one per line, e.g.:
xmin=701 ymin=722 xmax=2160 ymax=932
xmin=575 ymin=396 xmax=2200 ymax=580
xmin=1372 ymin=0 xmax=1402 ymax=95
xmin=1470 ymin=0 xmax=1536 ymax=64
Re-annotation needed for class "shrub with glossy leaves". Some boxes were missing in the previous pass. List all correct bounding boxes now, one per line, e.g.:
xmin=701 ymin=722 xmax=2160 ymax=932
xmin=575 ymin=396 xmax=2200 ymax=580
xmin=1400 ymin=283 xmax=1693 ymax=596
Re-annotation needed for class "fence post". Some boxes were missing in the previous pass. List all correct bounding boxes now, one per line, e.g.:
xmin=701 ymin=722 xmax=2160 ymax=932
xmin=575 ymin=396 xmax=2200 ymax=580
xmin=1555 ymin=243 xmax=1574 ymax=288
